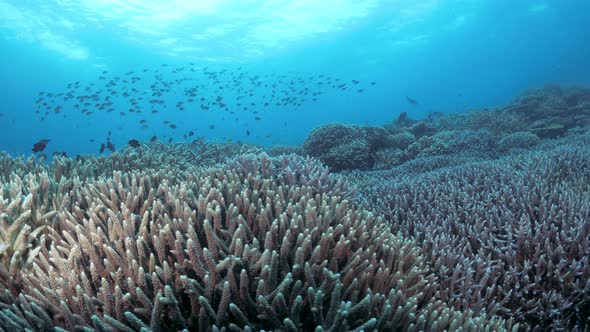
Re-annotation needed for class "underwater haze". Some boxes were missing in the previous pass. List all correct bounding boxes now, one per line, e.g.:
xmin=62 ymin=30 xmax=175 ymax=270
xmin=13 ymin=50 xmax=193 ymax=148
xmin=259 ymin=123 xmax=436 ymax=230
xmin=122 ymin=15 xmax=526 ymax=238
xmin=2 ymin=1 xmax=590 ymax=331
xmin=0 ymin=0 xmax=589 ymax=156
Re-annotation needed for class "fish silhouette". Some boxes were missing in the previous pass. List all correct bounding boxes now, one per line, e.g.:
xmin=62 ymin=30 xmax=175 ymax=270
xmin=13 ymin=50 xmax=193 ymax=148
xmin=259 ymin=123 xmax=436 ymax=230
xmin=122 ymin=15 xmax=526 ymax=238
xmin=32 ymin=139 xmax=50 ymax=153
xmin=406 ymin=96 xmax=418 ymax=105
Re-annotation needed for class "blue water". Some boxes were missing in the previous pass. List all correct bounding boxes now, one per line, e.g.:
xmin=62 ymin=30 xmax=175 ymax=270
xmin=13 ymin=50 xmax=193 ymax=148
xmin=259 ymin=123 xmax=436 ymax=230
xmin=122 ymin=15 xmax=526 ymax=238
xmin=1 ymin=0 xmax=589 ymax=157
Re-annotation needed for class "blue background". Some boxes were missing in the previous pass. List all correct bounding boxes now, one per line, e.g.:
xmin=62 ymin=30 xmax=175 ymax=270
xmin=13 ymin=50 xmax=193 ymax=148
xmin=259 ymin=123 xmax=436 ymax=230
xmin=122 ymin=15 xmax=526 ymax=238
xmin=1 ymin=0 xmax=589 ymax=157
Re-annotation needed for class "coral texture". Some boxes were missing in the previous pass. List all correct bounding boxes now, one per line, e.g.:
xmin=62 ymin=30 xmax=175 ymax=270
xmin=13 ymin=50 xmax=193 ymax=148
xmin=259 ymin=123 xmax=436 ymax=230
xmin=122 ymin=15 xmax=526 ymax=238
xmin=347 ymin=141 xmax=590 ymax=330
xmin=0 ymin=152 xmax=512 ymax=331
xmin=303 ymin=123 xmax=395 ymax=172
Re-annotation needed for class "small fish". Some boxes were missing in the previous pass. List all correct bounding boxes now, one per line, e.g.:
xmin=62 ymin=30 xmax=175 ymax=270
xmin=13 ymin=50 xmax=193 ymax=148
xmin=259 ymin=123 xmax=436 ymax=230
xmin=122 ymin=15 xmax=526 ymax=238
xmin=32 ymin=139 xmax=50 ymax=153
xmin=254 ymin=117 xmax=262 ymax=121
xmin=209 ymin=124 xmax=215 ymax=129
xmin=100 ymin=143 xmax=105 ymax=153
xmin=170 ymin=124 xmax=177 ymax=129
xmin=246 ymin=129 xmax=250 ymax=136
xmin=188 ymin=131 xmax=194 ymax=137
xmin=150 ymin=135 xmax=158 ymax=142
xmin=406 ymin=96 xmax=418 ymax=105
xmin=106 ymin=141 xmax=115 ymax=152
xmin=128 ymin=139 xmax=141 ymax=148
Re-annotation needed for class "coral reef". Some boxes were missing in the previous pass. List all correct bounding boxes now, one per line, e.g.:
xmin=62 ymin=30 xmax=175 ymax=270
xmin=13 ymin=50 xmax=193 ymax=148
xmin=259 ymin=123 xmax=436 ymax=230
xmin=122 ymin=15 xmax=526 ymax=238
xmin=346 ymin=139 xmax=590 ymax=330
xmin=506 ymin=84 xmax=590 ymax=137
xmin=497 ymin=131 xmax=540 ymax=152
xmin=2 ymin=83 xmax=589 ymax=331
xmin=303 ymin=124 xmax=396 ymax=172
xmin=0 ymin=152 xmax=513 ymax=331
xmin=267 ymin=145 xmax=304 ymax=157
xmin=373 ymin=84 xmax=590 ymax=171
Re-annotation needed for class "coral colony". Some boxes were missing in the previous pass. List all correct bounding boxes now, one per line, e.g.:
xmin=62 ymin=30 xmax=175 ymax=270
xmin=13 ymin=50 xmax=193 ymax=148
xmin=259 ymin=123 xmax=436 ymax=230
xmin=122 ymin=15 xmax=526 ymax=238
xmin=1 ymin=84 xmax=589 ymax=330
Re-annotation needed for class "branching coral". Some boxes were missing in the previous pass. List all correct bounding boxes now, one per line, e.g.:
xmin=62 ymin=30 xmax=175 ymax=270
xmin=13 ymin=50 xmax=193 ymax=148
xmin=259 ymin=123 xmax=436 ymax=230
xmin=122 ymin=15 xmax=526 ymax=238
xmin=0 ymin=153 xmax=512 ymax=331
xmin=347 ymin=142 xmax=590 ymax=330
xmin=303 ymin=123 xmax=396 ymax=172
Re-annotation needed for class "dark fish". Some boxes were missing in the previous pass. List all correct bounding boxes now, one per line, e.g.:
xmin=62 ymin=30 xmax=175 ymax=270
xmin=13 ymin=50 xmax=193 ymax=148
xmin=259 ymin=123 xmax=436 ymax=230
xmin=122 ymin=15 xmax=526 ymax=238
xmin=170 ymin=124 xmax=177 ymax=129
xmin=128 ymin=139 xmax=140 ymax=148
xmin=254 ymin=117 xmax=262 ymax=120
xmin=406 ymin=96 xmax=418 ymax=105
xmin=106 ymin=141 xmax=115 ymax=152
xmin=188 ymin=131 xmax=194 ymax=137
xmin=100 ymin=143 xmax=105 ymax=153
xmin=209 ymin=124 xmax=215 ymax=129
xmin=32 ymin=139 xmax=50 ymax=153
xmin=246 ymin=129 xmax=250 ymax=136
xmin=150 ymin=135 xmax=157 ymax=142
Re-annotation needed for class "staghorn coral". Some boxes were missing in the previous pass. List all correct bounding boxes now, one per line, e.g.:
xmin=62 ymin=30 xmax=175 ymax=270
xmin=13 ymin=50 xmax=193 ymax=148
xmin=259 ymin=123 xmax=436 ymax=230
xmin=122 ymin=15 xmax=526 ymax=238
xmin=389 ymin=131 xmax=416 ymax=150
xmin=0 ymin=153 xmax=49 ymax=182
xmin=267 ymin=145 xmax=304 ymax=157
xmin=406 ymin=135 xmax=449 ymax=158
xmin=347 ymin=142 xmax=590 ymax=330
xmin=463 ymin=109 xmax=528 ymax=136
xmin=1 ymin=139 xmax=263 ymax=185
xmin=224 ymin=153 xmax=357 ymax=201
xmin=303 ymin=123 xmax=396 ymax=172
xmin=446 ymin=129 xmax=497 ymax=158
xmin=0 ymin=153 xmax=513 ymax=331
xmin=497 ymin=132 xmax=540 ymax=152
xmin=0 ymin=171 xmax=62 ymax=295
xmin=372 ymin=148 xmax=406 ymax=170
